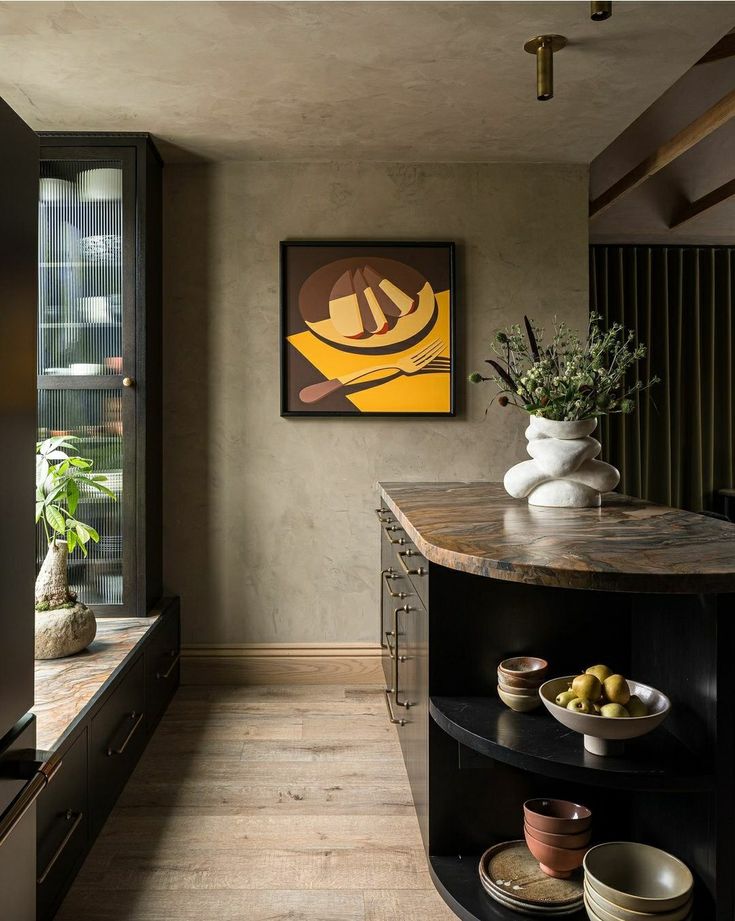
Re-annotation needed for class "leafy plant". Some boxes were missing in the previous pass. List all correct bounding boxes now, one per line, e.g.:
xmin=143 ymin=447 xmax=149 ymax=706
xmin=36 ymin=435 xmax=116 ymax=556
xmin=469 ymin=312 xmax=658 ymax=422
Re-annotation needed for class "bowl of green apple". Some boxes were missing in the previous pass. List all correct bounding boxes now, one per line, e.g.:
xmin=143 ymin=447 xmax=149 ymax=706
xmin=539 ymin=665 xmax=671 ymax=757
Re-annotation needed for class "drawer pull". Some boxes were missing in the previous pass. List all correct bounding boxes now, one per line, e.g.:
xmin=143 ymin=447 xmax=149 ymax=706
xmin=37 ymin=810 xmax=84 ymax=884
xmin=382 ymin=569 xmax=411 ymax=599
xmin=382 ymin=524 xmax=406 ymax=545
xmin=107 ymin=711 xmax=144 ymax=757
xmin=392 ymin=606 xmax=411 ymax=709
xmin=398 ymin=550 xmax=426 ymax=577
xmin=383 ymin=688 xmax=406 ymax=726
xmin=156 ymin=651 xmax=180 ymax=680
xmin=0 ymin=753 xmax=62 ymax=851
xmin=375 ymin=507 xmax=393 ymax=523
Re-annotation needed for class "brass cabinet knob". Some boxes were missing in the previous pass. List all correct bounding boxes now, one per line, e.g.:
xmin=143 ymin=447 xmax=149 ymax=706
xmin=122 ymin=377 xmax=135 ymax=388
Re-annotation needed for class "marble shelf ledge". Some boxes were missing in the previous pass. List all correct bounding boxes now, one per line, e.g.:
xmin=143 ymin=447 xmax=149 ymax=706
xmin=379 ymin=481 xmax=735 ymax=593
xmin=33 ymin=616 xmax=158 ymax=751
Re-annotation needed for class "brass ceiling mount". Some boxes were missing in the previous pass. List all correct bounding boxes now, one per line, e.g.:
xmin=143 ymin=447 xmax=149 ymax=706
xmin=590 ymin=1 xmax=613 ymax=21
xmin=524 ymin=35 xmax=567 ymax=101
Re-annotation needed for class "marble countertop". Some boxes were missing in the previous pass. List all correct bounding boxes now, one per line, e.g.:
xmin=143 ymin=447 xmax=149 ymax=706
xmin=380 ymin=482 xmax=735 ymax=593
xmin=33 ymin=616 xmax=158 ymax=751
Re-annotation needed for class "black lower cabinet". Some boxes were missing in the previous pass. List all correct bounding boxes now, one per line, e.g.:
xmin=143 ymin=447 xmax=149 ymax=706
xmin=36 ymin=598 xmax=180 ymax=921
xmin=376 ymin=505 xmax=732 ymax=921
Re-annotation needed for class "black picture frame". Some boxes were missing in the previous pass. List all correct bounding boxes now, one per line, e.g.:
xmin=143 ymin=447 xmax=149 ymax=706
xmin=280 ymin=240 xmax=456 ymax=417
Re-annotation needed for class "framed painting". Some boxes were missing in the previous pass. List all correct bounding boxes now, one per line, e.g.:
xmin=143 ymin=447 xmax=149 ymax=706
xmin=280 ymin=241 xmax=455 ymax=416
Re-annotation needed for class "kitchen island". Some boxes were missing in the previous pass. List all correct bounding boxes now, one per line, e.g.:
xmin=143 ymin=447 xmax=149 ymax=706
xmin=377 ymin=483 xmax=735 ymax=921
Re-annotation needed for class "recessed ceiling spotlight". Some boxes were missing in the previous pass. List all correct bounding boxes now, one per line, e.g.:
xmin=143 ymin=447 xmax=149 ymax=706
xmin=523 ymin=35 xmax=567 ymax=101
xmin=590 ymin=2 xmax=612 ymax=21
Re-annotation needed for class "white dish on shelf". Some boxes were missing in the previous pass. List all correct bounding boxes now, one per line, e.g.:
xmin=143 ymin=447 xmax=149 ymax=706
xmin=40 ymin=178 xmax=73 ymax=202
xmin=77 ymin=168 xmax=122 ymax=201
xmin=79 ymin=234 xmax=121 ymax=263
xmin=69 ymin=363 xmax=104 ymax=375
xmin=43 ymin=367 xmax=71 ymax=375
xmin=539 ymin=676 xmax=670 ymax=756
xmin=79 ymin=296 xmax=110 ymax=323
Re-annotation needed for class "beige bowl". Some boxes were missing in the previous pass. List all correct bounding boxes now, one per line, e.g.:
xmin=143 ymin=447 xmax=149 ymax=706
xmin=497 ymin=686 xmax=542 ymax=712
xmin=498 ymin=656 xmax=548 ymax=679
xmin=540 ymin=676 xmax=671 ymax=756
xmin=497 ymin=669 xmax=545 ymax=690
xmin=584 ymin=843 xmax=693 ymax=913
xmin=584 ymin=880 xmax=693 ymax=921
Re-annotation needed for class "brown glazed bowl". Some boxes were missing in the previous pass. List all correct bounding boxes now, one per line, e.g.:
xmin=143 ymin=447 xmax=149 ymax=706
xmin=524 ymin=825 xmax=588 ymax=879
xmin=523 ymin=821 xmax=591 ymax=850
xmin=497 ymin=668 xmax=545 ymax=690
xmin=497 ymin=680 xmax=541 ymax=698
xmin=498 ymin=657 xmax=548 ymax=681
xmin=524 ymin=798 xmax=592 ymax=835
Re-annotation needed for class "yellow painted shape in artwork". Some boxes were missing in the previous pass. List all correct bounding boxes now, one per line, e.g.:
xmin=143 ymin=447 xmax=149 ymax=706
xmin=288 ymin=290 xmax=451 ymax=413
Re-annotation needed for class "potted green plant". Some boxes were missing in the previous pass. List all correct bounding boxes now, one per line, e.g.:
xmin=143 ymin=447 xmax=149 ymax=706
xmin=470 ymin=313 xmax=658 ymax=507
xmin=35 ymin=435 xmax=116 ymax=658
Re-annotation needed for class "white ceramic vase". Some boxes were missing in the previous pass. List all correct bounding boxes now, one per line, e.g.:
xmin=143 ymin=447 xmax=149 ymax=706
xmin=504 ymin=416 xmax=620 ymax=508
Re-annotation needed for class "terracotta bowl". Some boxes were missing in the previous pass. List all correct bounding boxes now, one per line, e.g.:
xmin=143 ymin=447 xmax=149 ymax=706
xmin=498 ymin=656 xmax=548 ymax=680
xmin=497 ymin=680 xmax=540 ymax=698
xmin=539 ymin=676 xmax=671 ymax=757
xmin=584 ymin=843 xmax=693 ymax=913
xmin=523 ymin=821 xmax=591 ymax=850
xmin=497 ymin=686 xmax=542 ymax=713
xmin=497 ymin=669 xmax=545 ymax=690
xmin=584 ymin=880 xmax=693 ymax=921
xmin=524 ymin=798 xmax=592 ymax=835
xmin=524 ymin=825 xmax=588 ymax=879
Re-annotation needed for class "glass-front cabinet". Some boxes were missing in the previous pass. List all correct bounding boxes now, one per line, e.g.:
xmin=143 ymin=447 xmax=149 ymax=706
xmin=37 ymin=135 xmax=162 ymax=616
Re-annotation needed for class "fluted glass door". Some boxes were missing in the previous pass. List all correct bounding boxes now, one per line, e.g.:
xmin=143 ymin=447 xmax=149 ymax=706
xmin=37 ymin=149 xmax=135 ymax=614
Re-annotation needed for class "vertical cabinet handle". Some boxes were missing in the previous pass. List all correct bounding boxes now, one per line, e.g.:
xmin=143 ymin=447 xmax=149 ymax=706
xmin=37 ymin=810 xmax=84 ymax=884
xmin=382 ymin=569 xmax=411 ymax=600
xmin=398 ymin=550 xmax=426 ymax=576
xmin=393 ymin=605 xmax=411 ymax=710
xmin=384 ymin=688 xmax=406 ymax=726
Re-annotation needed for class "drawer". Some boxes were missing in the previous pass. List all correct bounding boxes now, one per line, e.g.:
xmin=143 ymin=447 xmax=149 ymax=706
xmin=90 ymin=655 xmax=146 ymax=834
xmin=36 ymin=729 xmax=88 ymax=921
xmin=145 ymin=609 xmax=180 ymax=731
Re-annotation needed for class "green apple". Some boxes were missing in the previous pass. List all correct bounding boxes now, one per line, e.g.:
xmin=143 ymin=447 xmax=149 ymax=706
xmin=572 ymin=673 xmax=602 ymax=701
xmin=603 ymin=674 xmax=631 ymax=705
xmin=567 ymin=697 xmax=593 ymax=714
xmin=555 ymin=690 xmax=576 ymax=708
xmin=626 ymin=695 xmax=648 ymax=717
xmin=601 ymin=703 xmax=630 ymax=718
xmin=586 ymin=664 xmax=613 ymax=683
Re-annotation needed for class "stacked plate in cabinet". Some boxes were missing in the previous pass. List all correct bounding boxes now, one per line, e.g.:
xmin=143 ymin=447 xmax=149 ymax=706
xmin=479 ymin=841 xmax=584 ymax=915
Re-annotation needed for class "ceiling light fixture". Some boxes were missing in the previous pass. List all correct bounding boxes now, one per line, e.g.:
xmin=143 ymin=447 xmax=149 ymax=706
xmin=524 ymin=35 xmax=567 ymax=102
xmin=590 ymin=2 xmax=612 ymax=21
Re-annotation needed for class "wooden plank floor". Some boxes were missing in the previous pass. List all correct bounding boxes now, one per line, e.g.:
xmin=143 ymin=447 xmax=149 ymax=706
xmin=57 ymin=685 xmax=457 ymax=920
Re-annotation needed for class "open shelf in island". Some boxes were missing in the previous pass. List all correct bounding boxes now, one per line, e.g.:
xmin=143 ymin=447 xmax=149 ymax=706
xmin=430 ymin=696 xmax=712 ymax=792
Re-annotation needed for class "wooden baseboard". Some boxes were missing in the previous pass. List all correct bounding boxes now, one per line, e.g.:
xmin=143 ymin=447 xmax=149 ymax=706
xmin=180 ymin=643 xmax=384 ymax=686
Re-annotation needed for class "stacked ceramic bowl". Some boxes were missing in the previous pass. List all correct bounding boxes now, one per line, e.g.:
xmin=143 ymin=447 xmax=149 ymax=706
xmin=524 ymin=799 xmax=592 ymax=879
xmin=584 ymin=843 xmax=693 ymax=921
xmin=497 ymin=656 xmax=548 ymax=712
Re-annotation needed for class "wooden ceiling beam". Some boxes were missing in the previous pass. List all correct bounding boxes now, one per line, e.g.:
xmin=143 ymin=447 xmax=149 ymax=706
xmin=589 ymin=89 xmax=735 ymax=219
xmin=670 ymin=177 xmax=735 ymax=229
xmin=696 ymin=32 xmax=735 ymax=66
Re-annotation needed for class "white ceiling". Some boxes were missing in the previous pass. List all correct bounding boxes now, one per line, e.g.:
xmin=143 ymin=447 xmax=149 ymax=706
xmin=0 ymin=1 xmax=732 ymax=162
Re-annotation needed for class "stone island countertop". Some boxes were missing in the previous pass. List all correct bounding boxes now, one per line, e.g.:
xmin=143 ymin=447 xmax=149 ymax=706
xmin=379 ymin=482 xmax=735 ymax=593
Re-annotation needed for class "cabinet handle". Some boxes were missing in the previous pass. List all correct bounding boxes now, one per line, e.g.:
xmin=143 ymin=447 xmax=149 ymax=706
xmin=382 ymin=569 xmax=411 ymax=599
xmin=382 ymin=527 xmax=406 ymax=546
xmin=384 ymin=688 xmax=406 ymax=726
xmin=122 ymin=376 xmax=135 ymax=388
xmin=156 ymin=651 xmax=180 ymax=680
xmin=0 ymin=754 xmax=62 ymax=851
xmin=37 ymin=810 xmax=84 ymax=884
xmin=375 ymin=507 xmax=392 ymax=523
xmin=392 ymin=605 xmax=411 ymax=709
xmin=107 ymin=711 xmax=144 ymax=757
xmin=398 ymin=550 xmax=426 ymax=577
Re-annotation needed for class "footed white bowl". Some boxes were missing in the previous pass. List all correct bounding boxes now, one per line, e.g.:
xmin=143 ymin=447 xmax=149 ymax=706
xmin=539 ymin=676 xmax=670 ymax=756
